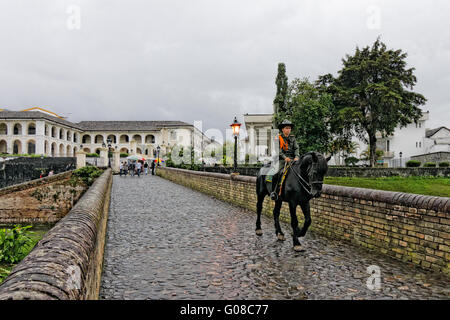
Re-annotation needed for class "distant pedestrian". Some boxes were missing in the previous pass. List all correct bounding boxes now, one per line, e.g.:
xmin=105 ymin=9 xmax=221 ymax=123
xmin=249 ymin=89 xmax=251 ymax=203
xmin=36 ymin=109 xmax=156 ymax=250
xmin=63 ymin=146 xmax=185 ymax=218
xmin=119 ymin=162 xmax=124 ymax=176
xmin=48 ymin=170 xmax=54 ymax=177
xmin=123 ymin=162 xmax=128 ymax=176
xmin=144 ymin=161 xmax=148 ymax=175
xmin=129 ymin=161 xmax=135 ymax=177
xmin=151 ymin=160 xmax=155 ymax=175
xmin=136 ymin=161 xmax=142 ymax=177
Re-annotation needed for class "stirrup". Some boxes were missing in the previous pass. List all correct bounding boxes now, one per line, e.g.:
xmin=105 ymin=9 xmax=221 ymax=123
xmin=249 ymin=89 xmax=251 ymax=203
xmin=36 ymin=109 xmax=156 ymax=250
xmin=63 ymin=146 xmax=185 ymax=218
xmin=270 ymin=192 xmax=278 ymax=201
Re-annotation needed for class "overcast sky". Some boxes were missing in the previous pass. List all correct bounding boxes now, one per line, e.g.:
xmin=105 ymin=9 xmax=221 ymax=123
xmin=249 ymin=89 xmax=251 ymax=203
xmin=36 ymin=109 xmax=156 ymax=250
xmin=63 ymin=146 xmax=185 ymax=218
xmin=1 ymin=0 xmax=449 ymax=142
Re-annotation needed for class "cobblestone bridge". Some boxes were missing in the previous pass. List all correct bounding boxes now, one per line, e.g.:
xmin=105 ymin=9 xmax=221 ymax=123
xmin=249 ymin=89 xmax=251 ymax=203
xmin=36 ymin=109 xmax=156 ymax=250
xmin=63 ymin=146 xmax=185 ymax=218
xmin=99 ymin=175 xmax=449 ymax=300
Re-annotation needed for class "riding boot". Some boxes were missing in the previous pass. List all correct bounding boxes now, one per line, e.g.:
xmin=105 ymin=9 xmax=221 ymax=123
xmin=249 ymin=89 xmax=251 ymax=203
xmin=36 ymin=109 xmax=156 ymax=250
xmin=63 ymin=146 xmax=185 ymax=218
xmin=270 ymin=174 xmax=279 ymax=201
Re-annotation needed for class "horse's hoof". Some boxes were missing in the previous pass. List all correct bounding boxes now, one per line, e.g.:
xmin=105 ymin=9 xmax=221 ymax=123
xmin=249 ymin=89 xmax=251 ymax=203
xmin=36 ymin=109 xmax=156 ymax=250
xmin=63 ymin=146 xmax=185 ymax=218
xmin=255 ymin=229 xmax=263 ymax=236
xmin=293 ymin=245 xmax=305 ymax=252
xmin=277 ymin=233 xmax=286 ymax=241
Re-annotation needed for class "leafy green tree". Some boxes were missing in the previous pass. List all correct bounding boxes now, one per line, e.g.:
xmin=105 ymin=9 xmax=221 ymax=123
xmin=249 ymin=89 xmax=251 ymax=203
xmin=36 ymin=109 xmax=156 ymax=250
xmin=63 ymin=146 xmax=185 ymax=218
xmin=273 ymin=62 xmax=289 ymax=129
xmin=274 ymin=78 xmax=334 ymax=155
xmin=317 ymin=38 xmax=426 ymax=166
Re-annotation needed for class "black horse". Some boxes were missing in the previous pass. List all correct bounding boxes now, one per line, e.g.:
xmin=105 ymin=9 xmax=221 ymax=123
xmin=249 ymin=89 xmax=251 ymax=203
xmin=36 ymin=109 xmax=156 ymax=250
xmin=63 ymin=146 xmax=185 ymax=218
xmin=255 ymin=152 xmax=330 ymax=251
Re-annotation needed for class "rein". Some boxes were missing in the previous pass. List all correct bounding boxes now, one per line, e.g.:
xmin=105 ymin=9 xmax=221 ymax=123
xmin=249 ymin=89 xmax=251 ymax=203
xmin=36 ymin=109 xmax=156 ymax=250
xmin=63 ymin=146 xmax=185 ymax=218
xmin=289 ymin=158 xmax=324 ymax=196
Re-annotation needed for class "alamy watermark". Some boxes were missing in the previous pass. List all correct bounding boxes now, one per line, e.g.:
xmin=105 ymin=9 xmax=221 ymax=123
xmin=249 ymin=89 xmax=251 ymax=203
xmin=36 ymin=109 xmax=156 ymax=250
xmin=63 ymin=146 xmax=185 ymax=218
xmin=66 ymin=5 xmax=81 ymax=30
xmin=366 ymin=265 xmax=382 ymax=291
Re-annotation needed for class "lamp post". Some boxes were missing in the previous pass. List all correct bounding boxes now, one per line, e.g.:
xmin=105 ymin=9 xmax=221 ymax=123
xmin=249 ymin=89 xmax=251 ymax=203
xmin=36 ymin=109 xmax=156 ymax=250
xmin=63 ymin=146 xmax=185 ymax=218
xmin=230 ymin=116 xmax=241 ymax=173
xmin=157 ymin=145 xmax=161 ymax=167
xmin=399 ymin=151 xmax=403 ymax=168
xmin=107 ymin=138 xmax=112 ymax=168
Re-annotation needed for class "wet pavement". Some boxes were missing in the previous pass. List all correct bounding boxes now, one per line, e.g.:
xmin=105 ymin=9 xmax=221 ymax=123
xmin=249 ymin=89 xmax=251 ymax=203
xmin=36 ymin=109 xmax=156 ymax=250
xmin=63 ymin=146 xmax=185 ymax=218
xmin=99 ymin=174 xmax=450 ymax=300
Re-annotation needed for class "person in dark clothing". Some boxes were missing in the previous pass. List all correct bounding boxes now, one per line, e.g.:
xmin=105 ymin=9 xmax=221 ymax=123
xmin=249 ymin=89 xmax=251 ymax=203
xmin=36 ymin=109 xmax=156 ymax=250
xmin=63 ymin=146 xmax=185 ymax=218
xmin=151 ymin=160 xmax=156 ymax=175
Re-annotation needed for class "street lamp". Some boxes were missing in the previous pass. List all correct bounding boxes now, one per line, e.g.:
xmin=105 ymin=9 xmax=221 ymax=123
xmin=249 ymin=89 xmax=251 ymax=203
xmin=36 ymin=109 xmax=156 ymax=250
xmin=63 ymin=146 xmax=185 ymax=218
xmin=399 ymin=151 xmax=403 ymax=168
xmin=230 ymin=116 xmax=241 ymax=173
xmin=107 ymin=138 xmax=112 ymax=168
xmin=156 ymin=145 xmax=161 ymax=167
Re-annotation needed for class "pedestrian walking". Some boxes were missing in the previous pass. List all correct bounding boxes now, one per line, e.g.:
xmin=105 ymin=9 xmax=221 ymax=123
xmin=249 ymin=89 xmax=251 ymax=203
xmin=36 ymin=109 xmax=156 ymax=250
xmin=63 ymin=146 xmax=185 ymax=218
xmin=130 ymin=161 xmax=135 ymax=177
xmin=123 ymin=161 xmax=128 ymax=176
xmin=144 ymin=161 xmax=148 ymax=175
xmin=136 ymin=161 xmax=142 ymax=177
xmin=119 ymin=162 xmax=124 ymax=176
xmin=151 ymin=160 xmax=155 ymax=175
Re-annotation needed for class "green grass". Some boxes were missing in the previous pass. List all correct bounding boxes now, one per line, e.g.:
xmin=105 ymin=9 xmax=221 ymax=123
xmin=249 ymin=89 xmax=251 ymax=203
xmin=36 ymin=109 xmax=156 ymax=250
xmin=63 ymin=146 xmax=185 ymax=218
xmin=324 ymin=176 xmax=450 ymax=198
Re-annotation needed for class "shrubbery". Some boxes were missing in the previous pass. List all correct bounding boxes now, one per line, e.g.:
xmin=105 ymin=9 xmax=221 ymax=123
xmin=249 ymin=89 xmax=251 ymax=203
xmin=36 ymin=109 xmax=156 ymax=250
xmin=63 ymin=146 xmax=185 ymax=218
xmin=423 ymin=162 xmax=436 ymax=167
xmin=71 ymin=166 xmax=103 ymax=186
xmin=406 ymin=160 xmax=421 ymax=167
xmin=120 ymin=153 xmax=129 ymax=158
xmin=0 ymin=225 xmax=35 ymax=264
xmin=86 ymin=153 xmax=100 ymax=158
xmin=439 ymin=162 xmax=449 ymax=167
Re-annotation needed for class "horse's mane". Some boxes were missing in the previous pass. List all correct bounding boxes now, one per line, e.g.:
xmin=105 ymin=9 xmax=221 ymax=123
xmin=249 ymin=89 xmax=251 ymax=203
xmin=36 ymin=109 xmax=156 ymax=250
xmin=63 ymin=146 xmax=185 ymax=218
xmin=298 ymin=151 xmax=328 ymax=172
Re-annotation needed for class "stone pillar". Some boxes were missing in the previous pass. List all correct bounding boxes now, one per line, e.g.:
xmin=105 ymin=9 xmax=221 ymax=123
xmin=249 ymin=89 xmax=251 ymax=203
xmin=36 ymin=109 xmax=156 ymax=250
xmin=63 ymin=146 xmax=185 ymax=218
xmin=99 ymin=147 xmax=108 ymax=167
xmin=76 ymin=151 xmax=86 ymax=169
xmin=112 ymin=150 xmax=120 ymax=173
xmin=130 ymin=140 xmax=137 ymax=155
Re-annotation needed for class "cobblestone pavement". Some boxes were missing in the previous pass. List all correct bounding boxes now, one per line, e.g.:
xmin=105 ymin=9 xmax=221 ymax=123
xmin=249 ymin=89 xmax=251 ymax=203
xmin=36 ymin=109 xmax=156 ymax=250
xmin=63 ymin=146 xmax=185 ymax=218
xmin=99 ymin=174 xmax=450 ymax=300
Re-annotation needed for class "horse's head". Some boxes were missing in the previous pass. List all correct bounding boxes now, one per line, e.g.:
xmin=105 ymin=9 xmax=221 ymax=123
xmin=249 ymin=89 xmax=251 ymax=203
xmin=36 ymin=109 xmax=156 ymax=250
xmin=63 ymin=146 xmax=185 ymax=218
xmin=297 ymin=152 xmax=330 ymax=198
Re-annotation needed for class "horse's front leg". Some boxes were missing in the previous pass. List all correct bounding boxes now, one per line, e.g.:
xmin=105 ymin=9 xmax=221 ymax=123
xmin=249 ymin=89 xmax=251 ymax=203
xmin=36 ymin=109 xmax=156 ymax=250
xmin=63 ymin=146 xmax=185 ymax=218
xmin=255 ymin=194 xmax=264 ymax=236
xmin=273 ymin=200 xmax=285 ymax=241
xmin=289 ymin=201 xmax=303 ymax=251
xmin=298 ymin=201 xmax=312 ymax=237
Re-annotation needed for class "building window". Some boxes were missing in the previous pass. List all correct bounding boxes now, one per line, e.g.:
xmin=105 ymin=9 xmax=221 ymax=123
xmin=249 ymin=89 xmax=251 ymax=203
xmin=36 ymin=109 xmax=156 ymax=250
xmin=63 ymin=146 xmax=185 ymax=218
xmin=419 ymin=142 xmax=421 ymax=148
xmin=170 ymin=131 xmax=177 ymax=140
xmin=416 ymin=142 xmax=418 ymax=148
xmin=386 ymin=140 xmax=390 ymax=152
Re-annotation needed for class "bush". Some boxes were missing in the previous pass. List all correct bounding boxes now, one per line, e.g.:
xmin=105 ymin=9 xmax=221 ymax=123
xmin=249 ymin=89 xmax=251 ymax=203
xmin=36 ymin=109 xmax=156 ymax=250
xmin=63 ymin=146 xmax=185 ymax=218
xmin=423 ymin=162 xmax=436 ymax=167
xmin=120 ymin=153 xmax=129 ymax=158
xmin=438 ymin=162 xmax=449 ymax=167
xmin=344 ymin=156 xmax=359 ymax=166
xmin=71 ymin=166 xmax=103 ymax=186
xmin=406 ymin=160 xmax=421 ymax=167
xmin=0 ymin=225 xmax=35 ymax=264
xmin=86 ymin=153 xmax=100 ymax=158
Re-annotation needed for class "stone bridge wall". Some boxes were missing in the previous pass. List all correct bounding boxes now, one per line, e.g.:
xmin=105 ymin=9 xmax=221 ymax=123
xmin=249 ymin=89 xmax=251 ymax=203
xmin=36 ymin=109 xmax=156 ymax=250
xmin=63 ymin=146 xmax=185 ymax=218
xmin=157 ymin=167 xmax=450 ymax=275
xmin=0 ymin=169 xmax=112 ymax=300
xmin=0 ymin=171 xmax=86 ymax=224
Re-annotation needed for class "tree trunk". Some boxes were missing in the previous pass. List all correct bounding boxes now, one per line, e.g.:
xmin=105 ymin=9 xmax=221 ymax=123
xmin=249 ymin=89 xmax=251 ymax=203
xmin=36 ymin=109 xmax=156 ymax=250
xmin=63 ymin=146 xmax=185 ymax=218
xmin=369 ymin=133 xmax=377 ymax=167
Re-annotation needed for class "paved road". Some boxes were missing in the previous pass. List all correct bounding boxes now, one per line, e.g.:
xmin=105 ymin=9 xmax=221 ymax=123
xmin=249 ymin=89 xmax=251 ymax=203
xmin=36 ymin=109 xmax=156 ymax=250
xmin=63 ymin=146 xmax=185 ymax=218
xmin=99 ymin=174 xmax=449 ymax=300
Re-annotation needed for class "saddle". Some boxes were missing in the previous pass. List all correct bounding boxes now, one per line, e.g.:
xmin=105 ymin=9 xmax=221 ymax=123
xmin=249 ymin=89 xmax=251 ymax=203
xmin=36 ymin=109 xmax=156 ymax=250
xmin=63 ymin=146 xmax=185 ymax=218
xmin=266 ymin=163 xmax=291 ymax=200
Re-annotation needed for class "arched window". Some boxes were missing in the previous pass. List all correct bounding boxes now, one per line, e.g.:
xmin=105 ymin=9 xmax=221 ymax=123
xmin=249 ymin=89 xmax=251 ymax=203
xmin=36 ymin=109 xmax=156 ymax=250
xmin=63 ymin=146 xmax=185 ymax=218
xmin=120 ymin=135 xmax=129 ymax=143
xmin=145 ymin=135 xmax=155 ymax=143
xmin=132 ymin=135 xmax=142 ymax=143
xmin=107 ymin=135 xmax=117 ymax=144
xmin=13 ymin=140 xmax=22 ymax=154
xmin=0 ymin=123 xmax=8 ymax=135
xmin=67 ymin=131 xmax=71 ymax=141
xmin=59 ymin=129 xmax=64 ymax=140
xmin=13 ymin=123 xmax=22 ymax=135
xmin=27 ymin=140 xmax=36 ymax=154
xmin=51 ymin=143 xmax=57 ymax=157
xmin=74 ymin=133 xmax=78 ymax=143
xmin=28 ymin=123 xmax=36 ymax=135
xmin=51 ymin=127 xmax=56 ymax=138
xmin=45 ymin=125 xmax=49 ymax=136
xmin=95 ymin=135 xmax=104 ymax=144
xmin=0 ymin=140 xmax=7 ymax=153
xmin=59 ymin=144 xmax=65 ymax=157
xmin=82 ymin=135 xmax=91 ymax=144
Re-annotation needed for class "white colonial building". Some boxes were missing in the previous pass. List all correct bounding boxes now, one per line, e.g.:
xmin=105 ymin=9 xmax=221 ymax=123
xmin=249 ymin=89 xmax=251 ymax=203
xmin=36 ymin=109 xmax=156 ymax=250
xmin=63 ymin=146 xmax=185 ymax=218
xmin=0 ymin=107 xmax=216 ymax=158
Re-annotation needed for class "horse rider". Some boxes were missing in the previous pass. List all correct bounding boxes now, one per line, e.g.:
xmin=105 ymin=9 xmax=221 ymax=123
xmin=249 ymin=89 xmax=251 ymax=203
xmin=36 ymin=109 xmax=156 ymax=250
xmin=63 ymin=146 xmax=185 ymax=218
xmin=266 ymin=119 xmax=300 ymax=200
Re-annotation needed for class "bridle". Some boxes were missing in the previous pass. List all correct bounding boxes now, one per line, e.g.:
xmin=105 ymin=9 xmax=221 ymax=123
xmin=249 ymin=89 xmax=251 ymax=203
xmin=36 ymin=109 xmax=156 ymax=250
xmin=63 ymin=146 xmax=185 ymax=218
xmin=289 ymin=156 xmax=323 ymax=196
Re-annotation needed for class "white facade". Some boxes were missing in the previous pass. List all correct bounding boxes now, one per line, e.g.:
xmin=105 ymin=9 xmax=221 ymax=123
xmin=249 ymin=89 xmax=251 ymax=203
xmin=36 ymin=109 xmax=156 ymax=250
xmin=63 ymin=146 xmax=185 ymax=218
xmin=0 ymin=110 xmax=216 ymax=158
